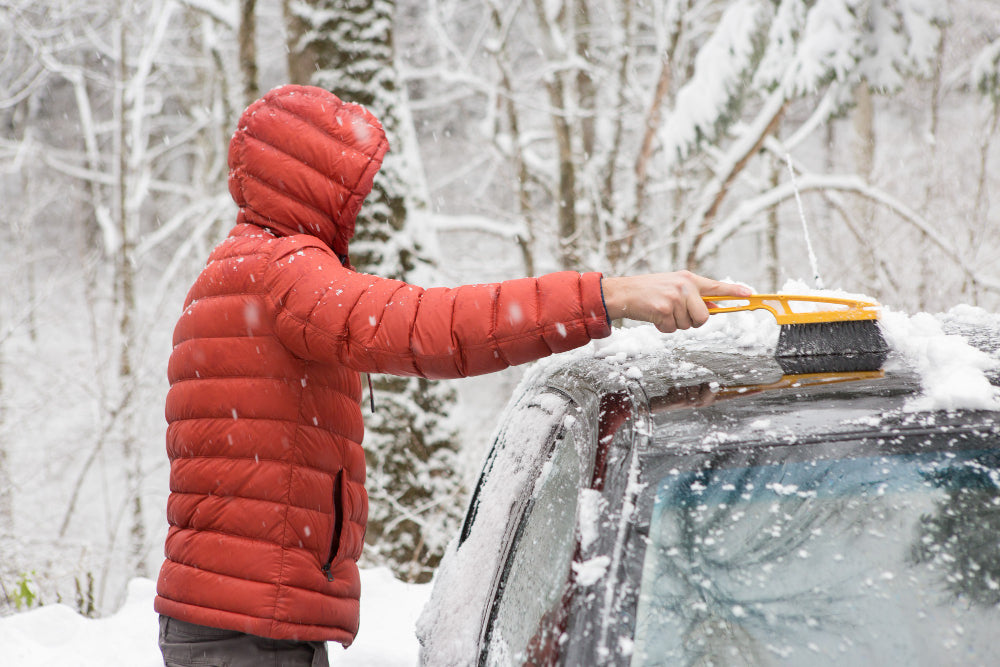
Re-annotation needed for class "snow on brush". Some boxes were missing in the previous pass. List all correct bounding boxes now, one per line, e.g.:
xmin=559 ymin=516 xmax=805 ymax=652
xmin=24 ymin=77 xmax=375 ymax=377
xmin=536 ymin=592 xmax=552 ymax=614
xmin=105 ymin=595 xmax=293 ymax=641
xmin=0 ymin=569 xmax=429 ymax=667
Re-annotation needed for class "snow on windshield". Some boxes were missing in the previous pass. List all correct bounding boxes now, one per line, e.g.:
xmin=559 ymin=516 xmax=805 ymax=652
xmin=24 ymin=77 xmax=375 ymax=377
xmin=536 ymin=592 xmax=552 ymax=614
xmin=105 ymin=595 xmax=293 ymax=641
xmin=633 ymin=447 xmax=1000 ymax=666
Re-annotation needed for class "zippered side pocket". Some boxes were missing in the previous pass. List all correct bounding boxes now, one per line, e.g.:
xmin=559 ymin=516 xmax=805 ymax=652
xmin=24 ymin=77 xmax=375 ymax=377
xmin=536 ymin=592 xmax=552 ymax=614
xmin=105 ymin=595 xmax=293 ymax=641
xmin=321 ymin=469 xmax=345 ymax=582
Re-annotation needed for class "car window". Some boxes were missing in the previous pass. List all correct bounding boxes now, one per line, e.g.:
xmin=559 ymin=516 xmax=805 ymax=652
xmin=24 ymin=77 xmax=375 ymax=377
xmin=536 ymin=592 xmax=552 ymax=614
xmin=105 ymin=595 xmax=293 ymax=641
xmin=631 ymin=443 xmax=1000 ymax=666
xmin=483 ymin=416 xmax=583 ymax=665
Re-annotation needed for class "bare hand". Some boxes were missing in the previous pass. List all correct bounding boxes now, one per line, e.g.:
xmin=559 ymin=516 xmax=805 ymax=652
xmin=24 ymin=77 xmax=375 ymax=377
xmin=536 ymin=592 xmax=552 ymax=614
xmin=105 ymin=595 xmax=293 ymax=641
xmin=602 ymin=271 xmax=751 ymax=333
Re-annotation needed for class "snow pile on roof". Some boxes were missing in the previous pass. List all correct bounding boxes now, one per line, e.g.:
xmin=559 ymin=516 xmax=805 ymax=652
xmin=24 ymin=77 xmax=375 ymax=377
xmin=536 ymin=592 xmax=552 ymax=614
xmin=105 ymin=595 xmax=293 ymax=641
xmin=882 ymin=305 xmax=1000 ymax=412
xmin=563 ymin=281 xmax=999 ymax=413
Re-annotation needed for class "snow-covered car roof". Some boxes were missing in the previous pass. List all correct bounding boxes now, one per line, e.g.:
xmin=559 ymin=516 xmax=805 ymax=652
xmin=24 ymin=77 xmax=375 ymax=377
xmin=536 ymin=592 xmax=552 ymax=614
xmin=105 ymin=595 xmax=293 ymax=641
xmin=417 ymin=306 xmax=1000 ymax=666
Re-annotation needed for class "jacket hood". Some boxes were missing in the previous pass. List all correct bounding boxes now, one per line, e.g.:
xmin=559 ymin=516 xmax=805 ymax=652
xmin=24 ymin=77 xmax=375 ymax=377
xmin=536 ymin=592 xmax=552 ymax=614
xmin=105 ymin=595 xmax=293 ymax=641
xmin=227 ymin=85 xmax=389 ymax=257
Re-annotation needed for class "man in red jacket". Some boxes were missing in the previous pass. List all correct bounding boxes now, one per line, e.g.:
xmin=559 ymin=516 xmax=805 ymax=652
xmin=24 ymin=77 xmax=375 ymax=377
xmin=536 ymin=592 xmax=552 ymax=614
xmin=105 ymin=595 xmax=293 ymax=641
xmin=154 ymin=84 xmax=750 ymax=666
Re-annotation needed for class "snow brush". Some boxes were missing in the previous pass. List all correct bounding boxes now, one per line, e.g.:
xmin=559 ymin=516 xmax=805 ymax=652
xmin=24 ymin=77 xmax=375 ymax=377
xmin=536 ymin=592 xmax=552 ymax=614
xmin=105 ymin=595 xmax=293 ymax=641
xmin=703 ymin=294 xmax=890 ymax=375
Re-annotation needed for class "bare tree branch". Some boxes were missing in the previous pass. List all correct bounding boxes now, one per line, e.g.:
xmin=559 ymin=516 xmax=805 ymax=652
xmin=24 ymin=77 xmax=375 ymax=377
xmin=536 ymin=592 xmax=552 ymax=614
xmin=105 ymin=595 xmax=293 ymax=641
xmin=682 ymin=89 xmax=789 ymax=268
xmin=697 ymin=172 xmax=1000 ymax=293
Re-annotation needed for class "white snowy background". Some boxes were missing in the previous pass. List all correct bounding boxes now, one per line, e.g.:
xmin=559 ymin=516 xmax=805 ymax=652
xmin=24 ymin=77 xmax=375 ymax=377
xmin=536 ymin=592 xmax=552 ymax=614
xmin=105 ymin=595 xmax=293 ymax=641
xmin=2 ymin=0 xmax=1000 ymax=664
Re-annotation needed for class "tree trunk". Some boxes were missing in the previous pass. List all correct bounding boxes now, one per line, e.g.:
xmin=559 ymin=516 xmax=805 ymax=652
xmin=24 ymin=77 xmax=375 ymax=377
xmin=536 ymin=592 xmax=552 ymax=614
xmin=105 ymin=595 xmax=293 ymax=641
xmin=284 ymin=0 xmax=462 ymax=582
xmin=286 ymin=0 xmax=409 ymax=274
xmin=0 ymin=309 xmax=11 ymax=530
xmin=283 ymin=0 xmax=314 ymax=87
xmin=766 ymin=162 xmax=781 ymax=292
xmin=115 ymin=1 xmax=146 ymax=579
xmin=573 ymin=0 xmax=596 ymax=161
xmin=600 ymin=0 xmax=633 ymax=269
xmin=551 ymin=78 xmax=578 ymax=269
xmin=529 ymin=0 xmax=577 ymax=269
xmin=487 ymin=0 xmax=536 ymax=276
xmin=632 ymin=2 xmax=684 ymax=258
xmin=238 ymin=0 xmax=259 ymax=108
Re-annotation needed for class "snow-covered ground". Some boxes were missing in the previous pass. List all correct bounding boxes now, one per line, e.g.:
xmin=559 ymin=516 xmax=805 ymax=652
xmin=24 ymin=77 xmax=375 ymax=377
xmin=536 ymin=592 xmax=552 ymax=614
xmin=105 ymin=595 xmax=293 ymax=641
xmin=0 ymin=568 xmax=430 ymax=666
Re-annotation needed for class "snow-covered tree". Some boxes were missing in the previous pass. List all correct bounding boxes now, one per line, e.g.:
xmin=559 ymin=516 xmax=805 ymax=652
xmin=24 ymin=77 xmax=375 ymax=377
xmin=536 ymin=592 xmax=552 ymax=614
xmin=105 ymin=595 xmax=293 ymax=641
xmin=0 ymin=0 xmax=235 ymax=611
xmin=285 ymin=0 xmax=464 ymax=582
xmin=432 ymin=1 xmax=995 ymax=308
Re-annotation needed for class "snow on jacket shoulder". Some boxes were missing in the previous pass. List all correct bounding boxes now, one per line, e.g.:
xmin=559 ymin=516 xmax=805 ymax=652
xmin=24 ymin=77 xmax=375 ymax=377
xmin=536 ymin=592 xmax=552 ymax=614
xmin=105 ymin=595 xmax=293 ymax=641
xmin=153 ymin=84 xmax=611 ymax=646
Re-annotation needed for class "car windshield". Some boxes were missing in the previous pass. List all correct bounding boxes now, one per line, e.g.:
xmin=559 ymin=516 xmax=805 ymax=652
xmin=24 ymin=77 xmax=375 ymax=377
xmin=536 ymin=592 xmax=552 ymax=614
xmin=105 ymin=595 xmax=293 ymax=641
xmin=631 ymin=443 xmax=1000 ymax=666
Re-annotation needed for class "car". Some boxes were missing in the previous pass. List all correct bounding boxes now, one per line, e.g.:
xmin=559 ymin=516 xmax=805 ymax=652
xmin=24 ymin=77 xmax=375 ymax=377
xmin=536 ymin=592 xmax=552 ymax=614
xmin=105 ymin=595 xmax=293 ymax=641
xmin=416 ymin=307 xmax=1000 ymax=666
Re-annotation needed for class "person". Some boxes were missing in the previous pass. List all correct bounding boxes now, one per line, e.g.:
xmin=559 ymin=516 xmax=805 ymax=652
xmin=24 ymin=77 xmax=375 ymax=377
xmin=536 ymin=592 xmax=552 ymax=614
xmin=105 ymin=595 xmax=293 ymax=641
xmin=153 ymin=84 xmax=751 ymax=667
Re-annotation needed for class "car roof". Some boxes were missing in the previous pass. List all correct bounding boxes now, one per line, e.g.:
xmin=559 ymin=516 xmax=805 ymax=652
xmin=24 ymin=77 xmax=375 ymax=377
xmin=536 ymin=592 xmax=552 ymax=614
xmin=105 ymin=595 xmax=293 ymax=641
xmin=548 ymin=317 xmax=999 ymax=415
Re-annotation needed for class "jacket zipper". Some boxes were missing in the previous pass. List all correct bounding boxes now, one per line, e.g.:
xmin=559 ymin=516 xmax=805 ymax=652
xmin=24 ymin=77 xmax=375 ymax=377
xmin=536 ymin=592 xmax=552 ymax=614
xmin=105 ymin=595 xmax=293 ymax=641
xmin=322 ymin=469 xmax=345 ymax=582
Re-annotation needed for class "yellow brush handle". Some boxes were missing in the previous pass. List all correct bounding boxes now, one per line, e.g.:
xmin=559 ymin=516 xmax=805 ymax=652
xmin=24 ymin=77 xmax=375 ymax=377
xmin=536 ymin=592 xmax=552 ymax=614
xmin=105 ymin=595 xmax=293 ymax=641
xmin=703 ymin=294 xmax=881 ymax=325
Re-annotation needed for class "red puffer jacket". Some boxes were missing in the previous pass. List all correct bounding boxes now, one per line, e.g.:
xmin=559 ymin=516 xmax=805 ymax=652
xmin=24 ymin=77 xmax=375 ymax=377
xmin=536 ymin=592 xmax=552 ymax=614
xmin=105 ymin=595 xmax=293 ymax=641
xmin=153 ymin=85 xmax=611 ymax=645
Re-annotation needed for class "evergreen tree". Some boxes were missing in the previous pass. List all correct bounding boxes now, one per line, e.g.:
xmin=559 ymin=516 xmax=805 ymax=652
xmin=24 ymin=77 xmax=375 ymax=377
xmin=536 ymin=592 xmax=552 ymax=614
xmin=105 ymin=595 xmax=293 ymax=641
xmin=284 ymin=0 xmax=464 ymax=583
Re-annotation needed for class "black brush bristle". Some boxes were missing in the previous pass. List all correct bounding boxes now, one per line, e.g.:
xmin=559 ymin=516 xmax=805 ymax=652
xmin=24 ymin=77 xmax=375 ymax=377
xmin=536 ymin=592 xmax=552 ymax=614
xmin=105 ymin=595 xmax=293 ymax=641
xmin=775 ymin=320 xmax=889 ymax=375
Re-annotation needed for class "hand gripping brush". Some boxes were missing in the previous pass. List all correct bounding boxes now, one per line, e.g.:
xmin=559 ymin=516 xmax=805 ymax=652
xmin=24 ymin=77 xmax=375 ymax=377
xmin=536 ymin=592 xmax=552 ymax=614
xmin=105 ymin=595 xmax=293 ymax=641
xmin=703 ymin=294 xmax=890 ymax=375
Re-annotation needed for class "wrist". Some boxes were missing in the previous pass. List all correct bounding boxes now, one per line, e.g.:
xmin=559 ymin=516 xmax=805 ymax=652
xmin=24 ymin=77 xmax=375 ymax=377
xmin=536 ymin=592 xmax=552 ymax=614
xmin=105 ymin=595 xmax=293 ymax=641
xmin=601 ymin=276 xmax=629 ymax=320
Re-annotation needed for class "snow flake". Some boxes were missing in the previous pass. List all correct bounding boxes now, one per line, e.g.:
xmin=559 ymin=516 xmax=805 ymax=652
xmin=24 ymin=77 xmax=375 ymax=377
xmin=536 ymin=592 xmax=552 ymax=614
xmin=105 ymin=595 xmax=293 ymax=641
xmin=507 ymin=302 xmax=524 ymax=325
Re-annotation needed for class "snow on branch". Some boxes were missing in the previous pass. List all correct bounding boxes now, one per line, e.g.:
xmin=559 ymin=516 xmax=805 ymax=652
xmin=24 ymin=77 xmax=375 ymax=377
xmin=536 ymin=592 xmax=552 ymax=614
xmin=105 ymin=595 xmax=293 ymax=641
xmin=781 ymin=85 xmax=848 ymax=151
xmin=136 ymin=192 xmax=232 ymax=259
xmin=680 ymin=86 xmax=789 ymax=267
xmin=146 ymin=194 xmax=235 ymax=319
xmin=419 ymin=212 xmax=528 ymax=242
xmin=972 ymin=39 xmax=1000 ymax=103
xmin=781 ymin=0 xmax=860 ymax=95
xmin=658 ymin=0 xmax=765 ymax=168
xmin=175 ymin=0 xmax=237 ymax=29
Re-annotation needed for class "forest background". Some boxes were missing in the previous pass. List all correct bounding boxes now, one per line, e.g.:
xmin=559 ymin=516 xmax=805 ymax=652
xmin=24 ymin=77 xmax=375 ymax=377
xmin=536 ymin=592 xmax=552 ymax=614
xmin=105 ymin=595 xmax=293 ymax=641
xmin=0 ymin=0 xmax=998 ymax=618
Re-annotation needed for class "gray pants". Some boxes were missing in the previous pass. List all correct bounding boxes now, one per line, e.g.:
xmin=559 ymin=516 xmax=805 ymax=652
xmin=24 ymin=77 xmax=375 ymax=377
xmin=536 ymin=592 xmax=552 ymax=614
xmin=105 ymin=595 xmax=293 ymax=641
xmin=158 ymin=615 xmax=330 ymax=667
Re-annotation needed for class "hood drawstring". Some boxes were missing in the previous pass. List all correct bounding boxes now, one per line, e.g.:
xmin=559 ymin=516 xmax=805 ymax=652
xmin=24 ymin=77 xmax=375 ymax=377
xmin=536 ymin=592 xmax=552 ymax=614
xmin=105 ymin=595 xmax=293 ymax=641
xmin=367 ymin=373 xmax=376 ymax=413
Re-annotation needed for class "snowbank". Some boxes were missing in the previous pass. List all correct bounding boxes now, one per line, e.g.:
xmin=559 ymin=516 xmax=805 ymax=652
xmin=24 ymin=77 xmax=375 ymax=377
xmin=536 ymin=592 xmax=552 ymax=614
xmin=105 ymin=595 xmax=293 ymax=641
xmin=0 ymin=579 xmax=161 ymax=667
xmin=0 ymin=568 xmax=429 ymax=667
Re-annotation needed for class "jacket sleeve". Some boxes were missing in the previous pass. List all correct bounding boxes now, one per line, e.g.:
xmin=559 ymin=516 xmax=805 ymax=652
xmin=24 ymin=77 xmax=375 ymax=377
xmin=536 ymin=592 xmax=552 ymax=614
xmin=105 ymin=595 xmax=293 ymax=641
xmin=266 ymin=237 xmax=612 ymax=379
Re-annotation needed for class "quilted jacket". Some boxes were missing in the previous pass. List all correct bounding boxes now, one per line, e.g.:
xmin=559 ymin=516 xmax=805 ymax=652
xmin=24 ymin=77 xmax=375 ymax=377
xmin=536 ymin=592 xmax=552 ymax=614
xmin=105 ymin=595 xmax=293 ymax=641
xmin=153 ymin=85 xmax=612 ymax=645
